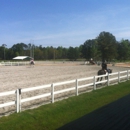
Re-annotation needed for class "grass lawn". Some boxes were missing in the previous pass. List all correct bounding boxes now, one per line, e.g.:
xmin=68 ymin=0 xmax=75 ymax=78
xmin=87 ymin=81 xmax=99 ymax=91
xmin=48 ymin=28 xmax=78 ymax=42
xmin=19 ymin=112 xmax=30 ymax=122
xmin=0 ymin=81 xmax=130 ymax=130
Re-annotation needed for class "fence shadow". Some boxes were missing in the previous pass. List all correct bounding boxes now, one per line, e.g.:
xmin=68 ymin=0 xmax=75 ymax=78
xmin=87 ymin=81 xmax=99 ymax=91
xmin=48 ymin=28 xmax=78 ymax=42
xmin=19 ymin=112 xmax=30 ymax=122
xmin=57 ymin=94 xmax=130 ymax=130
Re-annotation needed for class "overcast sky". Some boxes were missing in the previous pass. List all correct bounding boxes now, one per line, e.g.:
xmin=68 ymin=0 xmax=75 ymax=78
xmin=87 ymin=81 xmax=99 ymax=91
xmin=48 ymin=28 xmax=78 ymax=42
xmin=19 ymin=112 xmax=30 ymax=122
xmin=0 ymin=0 xmax=130 ymax=48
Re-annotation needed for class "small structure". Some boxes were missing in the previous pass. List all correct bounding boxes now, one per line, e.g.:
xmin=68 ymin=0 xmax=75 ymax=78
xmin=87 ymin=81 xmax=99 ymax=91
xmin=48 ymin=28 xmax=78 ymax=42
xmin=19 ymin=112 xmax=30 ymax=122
xmin=10 ymin=56 xmax=32 ymax=66
xmin=0 ymin=56 xmax=32 ymax=66
xmin=13 ymin=56 xmax=32 ymax=60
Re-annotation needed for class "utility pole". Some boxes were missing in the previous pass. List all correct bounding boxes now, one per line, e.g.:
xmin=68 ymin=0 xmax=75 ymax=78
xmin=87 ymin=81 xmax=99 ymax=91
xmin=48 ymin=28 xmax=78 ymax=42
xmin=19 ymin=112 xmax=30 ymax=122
xmin=30 ymin=40 xmax=34 ymax=59
xmin=53 ymin=48 xmax=55 ymax=63
xmin=32 ymin=40 xmax=34 ymax=59
xmin=2 ymin=44 xmax=7 ymax=61
xmin=29 ymin=42 xmax=31 ymax=58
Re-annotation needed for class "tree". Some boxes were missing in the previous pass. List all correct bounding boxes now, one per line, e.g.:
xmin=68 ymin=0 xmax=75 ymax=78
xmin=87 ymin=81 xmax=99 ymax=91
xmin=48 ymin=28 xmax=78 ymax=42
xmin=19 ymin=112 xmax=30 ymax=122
xmin=96 ymin=31 xmax=118 ymax=61
xmin=27 ymin=43 xmax=35 ymax=58
xmin=117 ymin=39 xmax=130 ymax=61
xmin=81 ymin=39 xmax=100 ymax=60
xmin=34 ymin=47 xmax=43 ymax=60
xmin=56 ymin=46 xmax=63 ymax=59
xmin=0 ymin=46 xmax=4 ymax=60
xmin=2 ymin=44 xmax=7 ymax=60
xmin=62 ymin=47 xmax=68 ymax=59
xmin=67 ymin=47 xmax=79 ymax=60
xmin=11 ymin=43 xmax=28 ymax=56
xmin=6 ymin=48 xmax=14 ymax=60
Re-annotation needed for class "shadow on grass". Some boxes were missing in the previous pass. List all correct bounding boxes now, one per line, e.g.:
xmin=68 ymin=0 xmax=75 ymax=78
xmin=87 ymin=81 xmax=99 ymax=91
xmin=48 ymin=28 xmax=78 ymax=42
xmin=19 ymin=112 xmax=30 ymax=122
xmin=58 ymin=94 xmax=130 ymax=130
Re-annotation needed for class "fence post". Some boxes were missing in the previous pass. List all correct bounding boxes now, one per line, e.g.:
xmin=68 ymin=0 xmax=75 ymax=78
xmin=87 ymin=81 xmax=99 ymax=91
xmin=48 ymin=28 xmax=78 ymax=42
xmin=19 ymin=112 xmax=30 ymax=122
xmin=107 ymin=73 xmax=109 ymax=86
xmin=93 ymin=76 xmax=96 ymax=90
xmin=19 ymin=88 xmax=21 ymax=112
xmin=127 ymin=70 xmax=129 ymax=80
xmin=51 ymin=84 xmax=54 ymax=103
xmin=128 ymin=70 xmax=130 ymax=80
xmin=118 ymin=72 xmax=120 ymax=83
xmin=76 ymin=79 xmax=78 ymax=96
xmin=16 ymin=89 xmax=19 ymax=113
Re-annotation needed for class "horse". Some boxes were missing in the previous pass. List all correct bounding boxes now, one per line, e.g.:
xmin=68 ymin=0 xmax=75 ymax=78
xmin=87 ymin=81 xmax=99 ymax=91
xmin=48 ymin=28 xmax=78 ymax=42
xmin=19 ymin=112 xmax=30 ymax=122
xmin=97 ymin=69 xmax=112 ymax=82
xmin=29 ymin=60 xmax=35 ymax=67
xmin=89 ymin=60 xmax=95 ymax=65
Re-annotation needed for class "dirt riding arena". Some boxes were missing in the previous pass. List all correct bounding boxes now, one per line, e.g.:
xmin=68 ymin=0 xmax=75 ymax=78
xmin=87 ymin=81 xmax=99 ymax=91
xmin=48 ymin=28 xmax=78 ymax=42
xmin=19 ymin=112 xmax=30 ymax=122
xmin=0 ymin=61 xmax=129 ymax=115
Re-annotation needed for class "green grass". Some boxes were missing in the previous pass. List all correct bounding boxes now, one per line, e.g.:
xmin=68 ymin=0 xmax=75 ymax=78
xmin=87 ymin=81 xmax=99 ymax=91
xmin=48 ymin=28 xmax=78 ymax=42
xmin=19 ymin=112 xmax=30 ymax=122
xmin=0 ymin=81 xmax=130 ymax=130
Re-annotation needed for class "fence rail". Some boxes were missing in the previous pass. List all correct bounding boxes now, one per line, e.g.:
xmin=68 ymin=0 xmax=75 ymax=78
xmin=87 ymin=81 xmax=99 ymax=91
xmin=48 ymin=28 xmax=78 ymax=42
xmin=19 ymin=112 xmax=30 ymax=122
xmin=0 ymin=70 xmax=129 ymax=115
xmin=0 ymin=61 xmax=29 ymax=66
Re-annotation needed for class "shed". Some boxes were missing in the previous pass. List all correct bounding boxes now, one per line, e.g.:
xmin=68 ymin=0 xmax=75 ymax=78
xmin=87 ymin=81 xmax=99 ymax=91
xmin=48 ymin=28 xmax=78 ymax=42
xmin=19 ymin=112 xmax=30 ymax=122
xmin=13 ymin=56 xmax=32 ymax=60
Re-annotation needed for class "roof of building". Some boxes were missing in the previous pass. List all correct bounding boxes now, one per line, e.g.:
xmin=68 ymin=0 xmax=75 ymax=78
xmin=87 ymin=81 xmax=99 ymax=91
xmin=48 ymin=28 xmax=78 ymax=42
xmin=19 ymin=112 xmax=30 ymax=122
xmin=13 ymin=56 xmax=32 ymax=60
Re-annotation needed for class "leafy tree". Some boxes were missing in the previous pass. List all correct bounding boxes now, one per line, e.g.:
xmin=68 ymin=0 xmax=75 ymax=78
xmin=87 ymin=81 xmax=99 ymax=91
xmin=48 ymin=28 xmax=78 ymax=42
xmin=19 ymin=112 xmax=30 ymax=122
xmin=42 ymin=47 xmax=48 ymax=60
xmin=117 ymin=39 xmax=130 ymax=61
xmin=2 ymin=31 xmax=130 ymax=61
xmin=0 ymin=46 xmax=4 ymax=60
xmin=56 ymin=46 xmax=63 ymax=59
xmin=62 ymin=47 xmax=68 ymax=59
xmin=11 ymin=43 xmax=28 ymax=56
xmin=90 ymin=40 xmax=101 ymax=61
xmin=27 ymin=43 xmax=35 ymax=58
xmin=81 ymin=39 xmax=100 ymax=60
xmin=46 ymin=46 xmax=54 ymax=60
xmin=96 ymin=31 xmax=117 ymax=61
xmin=67 ymin=47 xmax=79 ymax=60
xmin=6 ymin=48 xmax=14 ymax=60
xmin=34 ymin=47 xmax=43 ymax=60
xmin=1 ymin=44 xmax=7 ymax=60
xmin=15 ymin=52 xmax=19 ymax=56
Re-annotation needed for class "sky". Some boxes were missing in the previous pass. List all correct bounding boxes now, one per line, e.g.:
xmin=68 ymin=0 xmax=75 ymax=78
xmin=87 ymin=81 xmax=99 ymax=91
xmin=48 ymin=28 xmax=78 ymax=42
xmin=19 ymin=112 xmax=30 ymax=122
xmin=0 ymin=0 xmax=130 ymax=48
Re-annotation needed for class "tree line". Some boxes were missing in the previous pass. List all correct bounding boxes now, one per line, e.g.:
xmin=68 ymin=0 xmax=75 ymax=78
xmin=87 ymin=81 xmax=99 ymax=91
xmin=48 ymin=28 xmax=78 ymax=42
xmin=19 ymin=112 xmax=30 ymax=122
xmin=0 ymin=31 xmax=130 ymax=62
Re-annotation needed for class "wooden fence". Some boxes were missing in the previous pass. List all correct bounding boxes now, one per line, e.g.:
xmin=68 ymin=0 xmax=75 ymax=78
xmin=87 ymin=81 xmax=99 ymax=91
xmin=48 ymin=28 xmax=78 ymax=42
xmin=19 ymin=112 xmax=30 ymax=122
xmin=0 ymin=70 xmax=129 ymax=115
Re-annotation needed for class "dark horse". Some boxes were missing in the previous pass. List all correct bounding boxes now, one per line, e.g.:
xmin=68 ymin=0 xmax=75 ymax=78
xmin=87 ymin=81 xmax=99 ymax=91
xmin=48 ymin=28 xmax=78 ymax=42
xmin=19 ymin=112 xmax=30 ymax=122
xmin=97 ymin=69 xmax=112 ymax=82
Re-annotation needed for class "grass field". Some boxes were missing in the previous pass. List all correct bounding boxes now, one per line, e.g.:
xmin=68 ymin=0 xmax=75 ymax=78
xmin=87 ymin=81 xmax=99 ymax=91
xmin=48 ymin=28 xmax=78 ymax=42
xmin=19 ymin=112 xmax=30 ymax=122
xmin=0 ymin=81 xmax=130 ymax=130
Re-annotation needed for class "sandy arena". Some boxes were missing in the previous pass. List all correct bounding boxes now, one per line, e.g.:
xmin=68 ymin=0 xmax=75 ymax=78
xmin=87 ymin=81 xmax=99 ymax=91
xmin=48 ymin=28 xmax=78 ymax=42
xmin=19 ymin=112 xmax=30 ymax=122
xmin=0 ymin=61 xmax=129 ymax=115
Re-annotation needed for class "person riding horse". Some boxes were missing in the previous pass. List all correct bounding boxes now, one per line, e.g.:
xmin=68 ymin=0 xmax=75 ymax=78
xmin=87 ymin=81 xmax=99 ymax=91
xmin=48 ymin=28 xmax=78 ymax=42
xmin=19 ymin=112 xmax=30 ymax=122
xmin=97 ymin=60 xmax=112 ymax=81
xmin=30 ymin=58 xmax=35 ymax=65
xmin=101 ymin=61 xmax=108 ymax=73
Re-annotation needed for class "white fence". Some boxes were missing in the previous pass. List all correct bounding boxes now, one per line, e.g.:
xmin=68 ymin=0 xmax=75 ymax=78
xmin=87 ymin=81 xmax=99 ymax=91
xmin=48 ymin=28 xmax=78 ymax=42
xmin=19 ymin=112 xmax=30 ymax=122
xmin=0 ymin=70 xmax=129 ymax=115
xmin=0 ymin=61 xmax=29 ymax=66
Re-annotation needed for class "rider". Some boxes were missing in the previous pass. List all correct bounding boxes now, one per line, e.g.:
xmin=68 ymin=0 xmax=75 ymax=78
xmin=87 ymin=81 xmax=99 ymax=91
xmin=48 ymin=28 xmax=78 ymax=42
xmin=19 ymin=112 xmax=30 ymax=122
xmin=90 ymin=58 xmax=95 ymax=65
xmin=101 ymin=60 xmax=108 ymax=73
xmin=30 ymin=58 xmax=34 ymax=64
